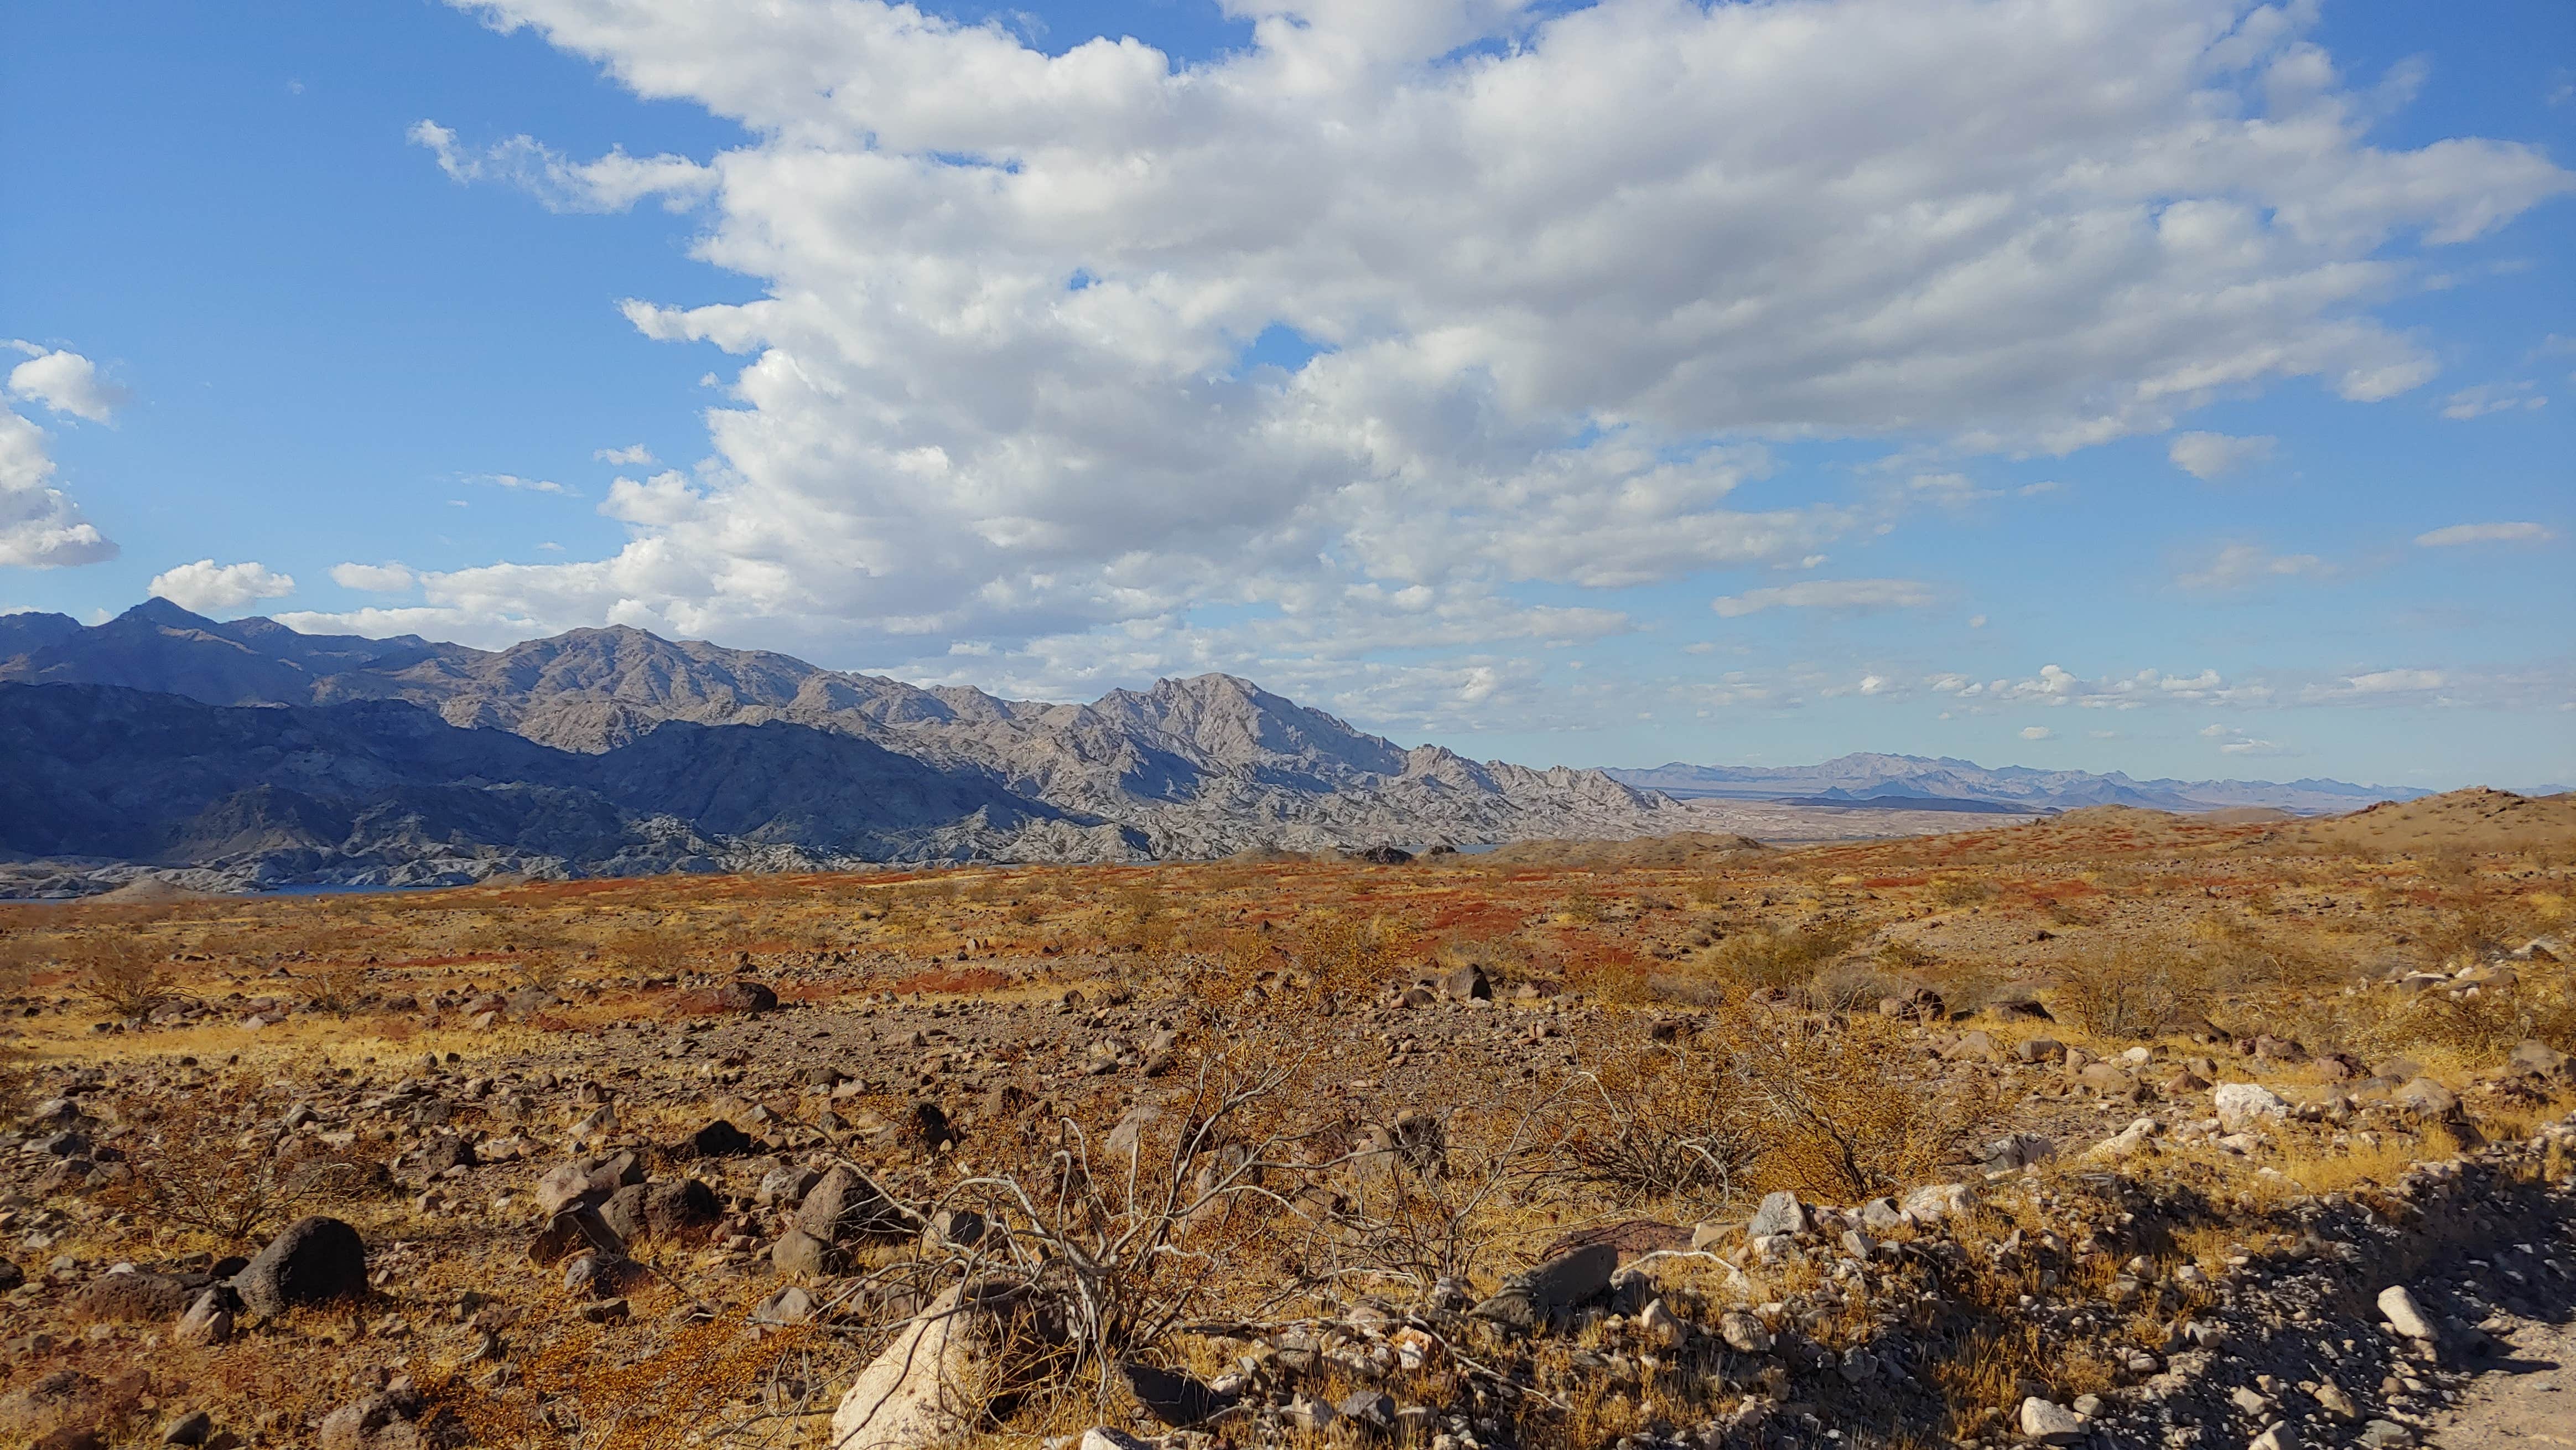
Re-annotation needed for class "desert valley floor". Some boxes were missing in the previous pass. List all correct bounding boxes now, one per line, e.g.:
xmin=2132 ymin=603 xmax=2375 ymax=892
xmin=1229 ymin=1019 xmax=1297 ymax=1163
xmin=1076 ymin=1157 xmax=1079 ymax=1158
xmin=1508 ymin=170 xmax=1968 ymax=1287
xmin=2 ymin=789 xmax=2573 ymax=1450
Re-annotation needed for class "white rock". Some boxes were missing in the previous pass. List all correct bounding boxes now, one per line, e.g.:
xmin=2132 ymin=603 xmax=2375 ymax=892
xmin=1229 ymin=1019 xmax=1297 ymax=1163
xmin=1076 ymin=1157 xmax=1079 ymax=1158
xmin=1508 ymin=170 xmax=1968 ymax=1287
xmin=2019 ymin=1396 xmax=2085 ymax=1442
xmin=1079 ymin=1430 xmax=1152 ymax=1450
xmin=2376 ymin=1285 xmax=2437 ymax=1340
xmin=829 ymin=1285 xmax=981 ymax=1449
xmin=1899 ymin=1183 xmax=1975 ymax=1221
xmin=2213 ymin=1083 xmax=2289 ymax=1132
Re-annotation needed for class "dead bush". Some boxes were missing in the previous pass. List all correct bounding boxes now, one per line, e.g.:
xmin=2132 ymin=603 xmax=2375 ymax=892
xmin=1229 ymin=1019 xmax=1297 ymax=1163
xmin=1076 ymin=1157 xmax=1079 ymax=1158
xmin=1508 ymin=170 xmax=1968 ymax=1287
xmin=608 ymin=924 xmax=692 ymax=976
xmin=2052 ymin=940 xmax=2210 ymax=1040
xmin=1929 ymin=876 xmax=1997 ymax=907
xmin=1554 ymin=1046 xmax=1758 ymax=1209
xmin=101 ymin=1083 xmax=389 ymax=1247
xmin=1707 ymin=1009 xmax=1995 ymax=1199
xmin=299 ymin=961 xmax=370 ymax=1016
xmin=1707 ymin=919 xmax=1864 ymax=993
xmin=65 ymin=933 xmax=178 ymax=1017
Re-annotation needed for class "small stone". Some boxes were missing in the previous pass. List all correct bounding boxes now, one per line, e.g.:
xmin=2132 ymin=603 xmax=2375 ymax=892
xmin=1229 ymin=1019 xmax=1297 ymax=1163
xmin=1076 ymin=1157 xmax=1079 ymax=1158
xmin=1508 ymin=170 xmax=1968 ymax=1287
xmin=2019 ymin=1397 xmax=2084 ymax=1443
xmin=754 ymin=1286 xmax=817 ymax=1324
xmin=159 ymin=1410 xmax=214 ymax=1446
xmin=2248 ymin=1425 xmax=2298 ymax=1450
xmin=2357 ymin=1420 xmax=2412 ymax=1449
xmin=1747 ymin=1190 xmax=1806 ymax=1237
xmin=688 ymin=1119 xmax=754 ymax=1157
xmin=1717 ymin=1309 xmax=1772 ymax=1353
xmin=771 ymin=1226 xmax=835 ymax=1277
xmin=2315 ymin=1381 xmax=2359 ymax=1420
xmin=174 ymin=1288 xmax=236 ymax=1346
xmin=2377 ymin=1286 xmax=2437 ymax=1340
xmin=1337 ymin=1390 xmax=1396 ymax=1429
xmin=1638 ymin=1297 xmax=1685 ymax=1347
xmin=1079 ymin=1431 xmax=1153 ymax=1450
xmin=1857 ymin=1197 xmax=1907 ymax=1232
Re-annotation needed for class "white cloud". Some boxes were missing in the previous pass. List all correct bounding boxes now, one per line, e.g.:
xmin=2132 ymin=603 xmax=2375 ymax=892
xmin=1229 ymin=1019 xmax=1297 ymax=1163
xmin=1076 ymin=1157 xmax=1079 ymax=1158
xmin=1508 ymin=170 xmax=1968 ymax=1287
xmin=360 ymin=0 xmax=2574 ymax=682
xmin=148 ymin=560 xmax=297 ymax=613
xmin=2166 ymin=431 xmax=2277 ymax=480
xmin=2019 ymin=725 xmax=2054 ymax=740
xmin=2342 ymin=667 xmax=2444 ymax=694
xmin=2439 ymin=382 xmax=2546 ymax=420
xmin=1712 ymin=578 xmax=1936 ymax=618
xmin=2175 ymin=542 xmax=2329 ymax=594
xmin=594 ymin=444 xmax=657 ymax=465
xmin=0 ymin=408 xmax=117 ymax=568
xmin=480 ymin=473 xmax=576 ymax=495
xmin=4 ymin=344 xmax=129 ymax=424
xmin=409 ymin=120 xmax=714 ymax=213
xmin=330 ymin=562 xmax=418 ymax=592
xmin=2414 ymin=520 xmax=2554 ymax=547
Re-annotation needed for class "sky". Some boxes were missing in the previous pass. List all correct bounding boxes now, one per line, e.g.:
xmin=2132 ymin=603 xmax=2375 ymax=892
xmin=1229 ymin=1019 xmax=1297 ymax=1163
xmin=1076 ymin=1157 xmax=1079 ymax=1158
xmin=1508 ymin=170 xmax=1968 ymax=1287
xmin=3 ymin=0 xmax=2571 ymax=790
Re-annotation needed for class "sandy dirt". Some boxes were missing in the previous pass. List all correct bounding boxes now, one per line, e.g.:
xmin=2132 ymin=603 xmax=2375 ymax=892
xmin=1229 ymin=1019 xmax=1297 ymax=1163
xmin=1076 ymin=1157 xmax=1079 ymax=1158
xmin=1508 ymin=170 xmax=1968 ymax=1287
xmin=2432 ymin=1314 xmax=2576 ymax=1449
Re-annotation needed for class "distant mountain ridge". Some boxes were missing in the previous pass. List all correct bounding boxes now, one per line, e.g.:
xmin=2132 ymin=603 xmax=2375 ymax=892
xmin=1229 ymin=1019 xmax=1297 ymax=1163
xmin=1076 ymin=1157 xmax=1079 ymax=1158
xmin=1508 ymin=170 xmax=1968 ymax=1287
xmin=1606 ymin=753 xmax=2426 ymax=815
xmin=0 ymin=602 xmax=1688 ymax=892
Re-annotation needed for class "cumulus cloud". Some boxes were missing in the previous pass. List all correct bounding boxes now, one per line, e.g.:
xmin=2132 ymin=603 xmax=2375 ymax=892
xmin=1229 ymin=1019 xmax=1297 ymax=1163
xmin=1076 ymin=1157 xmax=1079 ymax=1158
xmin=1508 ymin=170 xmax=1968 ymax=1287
xmin=594 ymin=444 xmax=656 ymax=465
xmin=2175 ymin=542 xmax=2329 ymax=594
xmin=2167 ymin=431 xmax=2277 ymax=479
xmin=5 ymin=343 xmax=130 ymax=424
xmin=0 ymin=408 xmax=117 ymax=568
xmin=330 ymin=562 xmax=418 ymax=592
xmin=2019 ymin=726 xmax=2054 ymax=740
xmin=374 ymin=0 xmax=2576 ymax=682
xmin=1712 ymin=578 xmax=1936 ymax=618
xmin=148 ymin=560 xmax=297 ymax=613
xmin=2414 ymin=521 xmax=2554 ymax=547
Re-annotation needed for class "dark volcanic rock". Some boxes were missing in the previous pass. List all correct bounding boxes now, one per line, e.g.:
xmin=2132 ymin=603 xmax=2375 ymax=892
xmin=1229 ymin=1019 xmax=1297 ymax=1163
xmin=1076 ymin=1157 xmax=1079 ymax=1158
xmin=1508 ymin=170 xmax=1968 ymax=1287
xmin=235 ymin=1216 xmax=367 ymax=1318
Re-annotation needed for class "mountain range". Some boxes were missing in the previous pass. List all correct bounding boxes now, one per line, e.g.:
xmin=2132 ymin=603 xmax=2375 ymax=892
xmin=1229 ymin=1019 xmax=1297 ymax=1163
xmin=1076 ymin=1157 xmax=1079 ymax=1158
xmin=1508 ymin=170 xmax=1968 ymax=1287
xmin=0 ymin=602 xmax=2443 ymax=895
xmin=1604 ymin=755 xmax=2428 ymax=815
xmin=0 ymin=601 xmax=1685 ymax=893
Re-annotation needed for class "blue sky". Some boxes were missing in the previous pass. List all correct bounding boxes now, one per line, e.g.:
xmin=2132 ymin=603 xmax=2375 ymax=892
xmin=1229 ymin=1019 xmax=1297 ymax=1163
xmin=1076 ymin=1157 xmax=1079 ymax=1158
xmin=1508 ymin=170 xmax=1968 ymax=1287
xmin=3 ymin=0 xmax=2570 ymax=789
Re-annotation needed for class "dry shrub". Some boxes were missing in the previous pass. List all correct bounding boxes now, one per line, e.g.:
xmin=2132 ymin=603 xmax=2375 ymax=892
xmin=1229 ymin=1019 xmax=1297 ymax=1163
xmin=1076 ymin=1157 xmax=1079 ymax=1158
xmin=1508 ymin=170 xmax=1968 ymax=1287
xmin=2355 ymin=973 xmax=2576 ymax=1060
xmin=1706 ymin=1009 xmax=1995 ymax=1199
xmin=65 ymin=933 xmax=178 ymax=1017
xmin=102 ymin=1082 xmax=389 ymax=1247
xmin=1706 ymin=919 xmax=1864 ymax=993
xmin=2191 ymin=916 xmax=2337 ymax=992
xmin=1561 ymin=884 xmax=1605 ymax=924
xmin=1282 ymin=910 xmax=1411 ymax=1007
xmin=1929 ymin=876 xmax=1997 ymax=907
xmin=1554 ymin=1045 xmax=1757 ymax=1209
xmin=2053 ymin=940 xmax=2211 ymax=1040
xmin=607 ymin=925 xmax=691 ymax=976
xmin=300 ymin=961 xmax=370 ymax=1016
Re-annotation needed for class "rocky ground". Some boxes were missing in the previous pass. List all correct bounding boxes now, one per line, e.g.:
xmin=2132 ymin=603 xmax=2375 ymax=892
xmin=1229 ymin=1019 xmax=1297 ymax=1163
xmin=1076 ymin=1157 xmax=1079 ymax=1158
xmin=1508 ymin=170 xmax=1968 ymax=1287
xmin=0 ymin=791 xmax=2569 ymax=1448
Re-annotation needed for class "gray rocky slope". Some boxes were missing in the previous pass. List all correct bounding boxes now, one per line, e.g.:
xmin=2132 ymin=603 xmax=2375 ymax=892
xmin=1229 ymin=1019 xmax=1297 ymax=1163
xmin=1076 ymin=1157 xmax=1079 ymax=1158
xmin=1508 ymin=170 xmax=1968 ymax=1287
xmin=0 ymin=602 xmax=1689 ymax=888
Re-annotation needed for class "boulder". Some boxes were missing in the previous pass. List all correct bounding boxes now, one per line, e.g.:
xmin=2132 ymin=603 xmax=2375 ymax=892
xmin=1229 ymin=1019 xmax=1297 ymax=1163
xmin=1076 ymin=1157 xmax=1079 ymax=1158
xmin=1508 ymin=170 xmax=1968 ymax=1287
xmin=2377 ymin=1286 xmax=2437 ymax=1340
xmin=1717 ymin=1309 xmax=1773 ymax=1353
xmin=1120 ymin=1361 xmax=1234 ymax=1427
xmin=797 ymin=1166 xmax=907 ymax=1242
xmin=174 ymin=1287 xmax=236 ymax=1346
xmin=1471 ymin=1241 xmax=1616 ymax=1330
xmin=2507 ymin=1040 xmax=2573 ymax=1081
xmin=828 ymin=1282 xmax=1031 ymax=1450
xmin=528 ymin=1205 xmax=624 ymax=1268
xmin=235 ymin=1216 xmax=367 ymax=1319
xmin=316 ymin=1387 xmax=426 ymax=1450
xmin=1747 ymin=1190 xmax=1806 ymax=1237
xmin=2019 ymin=1397 xmax=2085 ymax=1443
xmin=2395 ymin=1077 xmax=2459 ymax=1120
xmin=1437 ymin=964 xmax=1492 ymax=1002
xmin=2213 ymin=1083 xmax=2289 ymax=1133
xmin=1899 ymin=1183 xmax=1975 ymax=1221
xmin=716 ymin=980 xmax=778 ymax=1013
xmin=2015 ymin=1037 xmax=2065 ymax=1064
xmin=687 ymin=1119 xmax=754 ymax=1157
xmin=68 ymin=1270 xmax=196 ymax=1324
xmin=771 ymin=1227 xmax=835 ymax=1278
